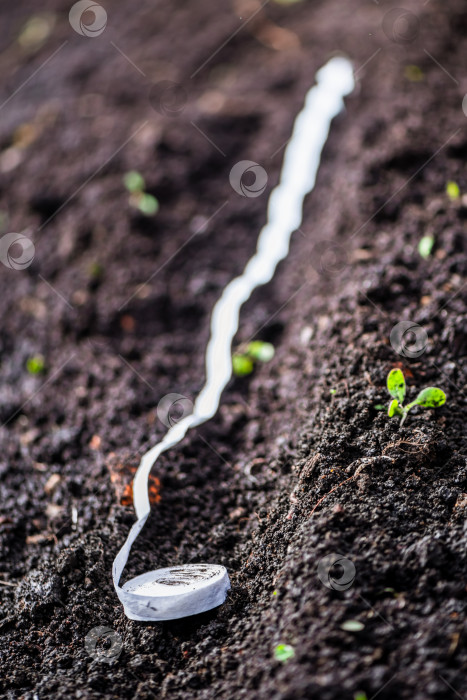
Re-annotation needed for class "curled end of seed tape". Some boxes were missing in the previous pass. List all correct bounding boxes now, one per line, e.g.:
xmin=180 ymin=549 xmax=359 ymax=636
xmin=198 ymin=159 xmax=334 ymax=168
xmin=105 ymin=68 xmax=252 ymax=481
xmin=120 ymin=564 xmax=230 ymax=622
xmin=113 ymin=56 xmax=354 ymax=622
xmin=112 ymin=510 xmax=231 ymax=621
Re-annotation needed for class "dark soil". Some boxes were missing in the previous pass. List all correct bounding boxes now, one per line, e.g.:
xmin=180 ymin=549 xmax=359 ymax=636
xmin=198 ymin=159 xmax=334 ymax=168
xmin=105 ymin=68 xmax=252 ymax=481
xmin=0 ymin=0 xmax=466 ymax=698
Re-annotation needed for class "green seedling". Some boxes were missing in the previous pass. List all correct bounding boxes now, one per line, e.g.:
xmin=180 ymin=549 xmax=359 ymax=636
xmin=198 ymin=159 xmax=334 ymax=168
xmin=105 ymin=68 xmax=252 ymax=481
xmin=124 ymin=171 xmax=145 ymax=193
xmin=274 ymin=644 xmax=295 ymax=662
xmin=232 ymin=354 xmax=254 ymax=377
xmin=138 ymin=193 xmax=159 ymax=216
xmin=88 ymin=262 xmax=103 ymax=279
xmin=26 ymin=355 xmax=45 ymax=375
xmin=418 ymin=234 xmax=434 ymax=259
xmin=386 ymin=368 xmax=446 ymax=426
xmin=446 ymin=180 xmax=460 ymax=201
xmin=341 ymin=620 xmax=364 ymax=632
xmin=123 ymin=171 xmax=159 ymax=216
xmin=247 ymin=340 xmax=275 ymax=362
xmin=404 ymin=64 xmax=424 ymax=82
xmin=232 ymin=341 xmax=275 ymax=377
xmin=18 ymin=14 xmax=55 ymax=51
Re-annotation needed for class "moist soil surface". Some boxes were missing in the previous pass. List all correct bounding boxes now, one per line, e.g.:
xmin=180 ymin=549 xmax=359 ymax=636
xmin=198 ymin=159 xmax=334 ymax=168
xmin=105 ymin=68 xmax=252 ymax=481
xmin=0 ymin=1 xmax=466 ymax=698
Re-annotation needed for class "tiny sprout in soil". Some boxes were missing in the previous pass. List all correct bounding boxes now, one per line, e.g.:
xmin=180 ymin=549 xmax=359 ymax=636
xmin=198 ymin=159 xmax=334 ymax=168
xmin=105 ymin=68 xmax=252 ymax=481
xmin=418 ymin=234 xmax=434 ymax=259
xmin=404 ymin=64 xmax=424 ymax=82
xmin=88 ymin=262 xmax=103 ymax=279
xmin=446 ymin=180 xmax=460 ymax=201
xmin=274 ymin=644 xmax=295 ymax=662
xmin=232 ymin=341 xmax=275 ymax=377
xmin=232 ymin=354 xmax=254 ymax=376
xmin=26 ymin=355 xmax=45 ymax=374
xmin=340 ymin=620 xmax=364 ymax=632
xmin=124 ymin=171 xmax=145 ymax=192
xmin=123 ymin=170 xmax=159 ymax=216
xmin=386 ymin=368 xmax=446 ymax=426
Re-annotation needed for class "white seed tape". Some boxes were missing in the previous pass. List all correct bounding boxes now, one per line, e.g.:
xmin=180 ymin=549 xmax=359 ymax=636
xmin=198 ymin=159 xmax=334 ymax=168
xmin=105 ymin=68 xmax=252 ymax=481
xmin=113 ymin=56 xmax=355 ymax=621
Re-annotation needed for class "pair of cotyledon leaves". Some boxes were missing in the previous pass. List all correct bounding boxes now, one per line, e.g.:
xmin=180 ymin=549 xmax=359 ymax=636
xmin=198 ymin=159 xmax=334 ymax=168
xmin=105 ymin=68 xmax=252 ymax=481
xmin=387 ymin=368 xmax=446 ymax=425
